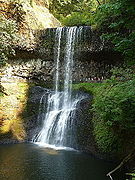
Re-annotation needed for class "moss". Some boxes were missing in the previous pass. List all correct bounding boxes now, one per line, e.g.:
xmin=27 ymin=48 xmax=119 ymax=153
xmin=0 ymin=84 xmax=5 ymax=97
xmin=0 ymin=92 xmax=4 ymax=97
xmin=93 ymin=117 xmax=121 ymax=153
xmin=21 ymin=101 xmax=39 ymax=121
xmin=73 ymin=82 xmax=103 ymax=95
xmin=11 ymin=119 xmax=26 ymax=140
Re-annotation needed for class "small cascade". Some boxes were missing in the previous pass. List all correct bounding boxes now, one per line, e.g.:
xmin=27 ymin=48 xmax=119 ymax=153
xmin=33 ymin=27 xmax=86 ymax=149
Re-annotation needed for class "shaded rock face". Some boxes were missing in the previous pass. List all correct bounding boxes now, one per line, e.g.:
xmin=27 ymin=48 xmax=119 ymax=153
xmin=25 ymin=87 xmax=103 ymax=158
xmin=24 ymin=86 xmax=94 ymax=149
xmin=2 ymin=57 xmax=116 ymax=84
xmin=35 ymin=27 xmax=115 ymax=59
xmin=23 ymin=86 xmax=49 ymax=141
xmin=2 ymin=59 xmax=54 ymax=84
xmin=71 ymin=94 xmax=94 ymax=150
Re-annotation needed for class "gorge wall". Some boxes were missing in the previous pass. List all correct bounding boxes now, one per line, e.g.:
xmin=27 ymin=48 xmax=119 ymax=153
xmin=2 ymin=27 xmax=123 ymax=84
xmin=0 ymin=26 xmax=123 ymax=148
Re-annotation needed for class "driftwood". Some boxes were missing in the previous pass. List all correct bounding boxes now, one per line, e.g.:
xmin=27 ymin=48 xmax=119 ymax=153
xmin=107 ymin=148 xmax=135 ymax=180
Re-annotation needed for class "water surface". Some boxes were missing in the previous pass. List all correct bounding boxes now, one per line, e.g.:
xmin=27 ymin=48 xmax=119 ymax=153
xmin=0 ymin=143 xmax=124 ymax=180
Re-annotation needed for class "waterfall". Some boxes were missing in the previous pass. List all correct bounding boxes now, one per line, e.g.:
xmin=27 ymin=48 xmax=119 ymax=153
xmin=33 ymin=27 xmax=85 ymax=149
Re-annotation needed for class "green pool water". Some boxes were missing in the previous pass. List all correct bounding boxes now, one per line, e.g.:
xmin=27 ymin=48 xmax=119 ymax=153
xmin=0 ymin=143 xmax=124 ymax=180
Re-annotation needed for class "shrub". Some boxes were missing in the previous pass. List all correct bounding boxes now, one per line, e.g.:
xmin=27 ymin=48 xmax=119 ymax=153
xmin=93 ymin=68 xmax=135 ymax=152
xmin=60 ymin=12 xmax=92 ymax=26
xmin=73 ymin=68 xmax=135 ymax=153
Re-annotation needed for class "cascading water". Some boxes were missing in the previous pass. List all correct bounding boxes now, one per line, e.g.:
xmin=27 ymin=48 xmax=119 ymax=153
xmin=33 ymin=27 xmax=85 ymax=149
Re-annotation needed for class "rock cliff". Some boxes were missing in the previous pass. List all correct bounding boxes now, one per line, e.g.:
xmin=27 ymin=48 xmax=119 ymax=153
xmin=0 ymin=2 xmax=123 ymax=155
xmin=0 ymin=0 xmax=61 ymax=142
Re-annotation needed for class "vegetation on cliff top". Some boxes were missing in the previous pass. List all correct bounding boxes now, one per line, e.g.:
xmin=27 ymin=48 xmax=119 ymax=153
xmin=50 ymin=0 xmax=135 ymax=65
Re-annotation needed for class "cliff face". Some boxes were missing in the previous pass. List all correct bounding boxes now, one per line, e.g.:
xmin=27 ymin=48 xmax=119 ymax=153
xmin=21 ymin=0 xmax=60 ymax=30
xmin=0 ymin=0 xmax=61 ymax=49
xmin=18 ymin=0 xmax=61 ymax=49
xmin=0 ymin=0 xmax=61 ymax=143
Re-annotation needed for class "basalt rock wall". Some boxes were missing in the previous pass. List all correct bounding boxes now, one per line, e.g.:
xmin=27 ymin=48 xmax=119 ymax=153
xmin=2 ymin=27 xmax=123 ymax=84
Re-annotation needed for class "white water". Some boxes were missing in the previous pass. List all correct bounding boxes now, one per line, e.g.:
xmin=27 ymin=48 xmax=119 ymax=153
xmin=33 ymin=27 xmax=84 ymax=149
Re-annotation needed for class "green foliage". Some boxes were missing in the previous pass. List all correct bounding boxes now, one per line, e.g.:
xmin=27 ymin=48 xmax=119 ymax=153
xmin=93 ymin=72 xmax=135 ymax=152
xmin=60 ymin=11 xmax=92 ymax=26
xmin=49 ymin=0 xmax=78 ymax=17
xmin=73 ymin=68 xmax=135 ymax=153
xmin=93 ymin=118 xmax=120 ymax=152
xmin=94 ymin=0 xmax=135 ymax=64
xmin=49 ymin=0 xmax=97 ymax=26
xmin=0 ymin=15 xmax=18 ymax=66
xmin=94 ymin=82 xmax=135 ymax=125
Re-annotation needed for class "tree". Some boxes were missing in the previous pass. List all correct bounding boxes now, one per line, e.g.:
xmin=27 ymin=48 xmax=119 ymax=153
xmin=94 ymin=0 xmax=135 ymax=64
